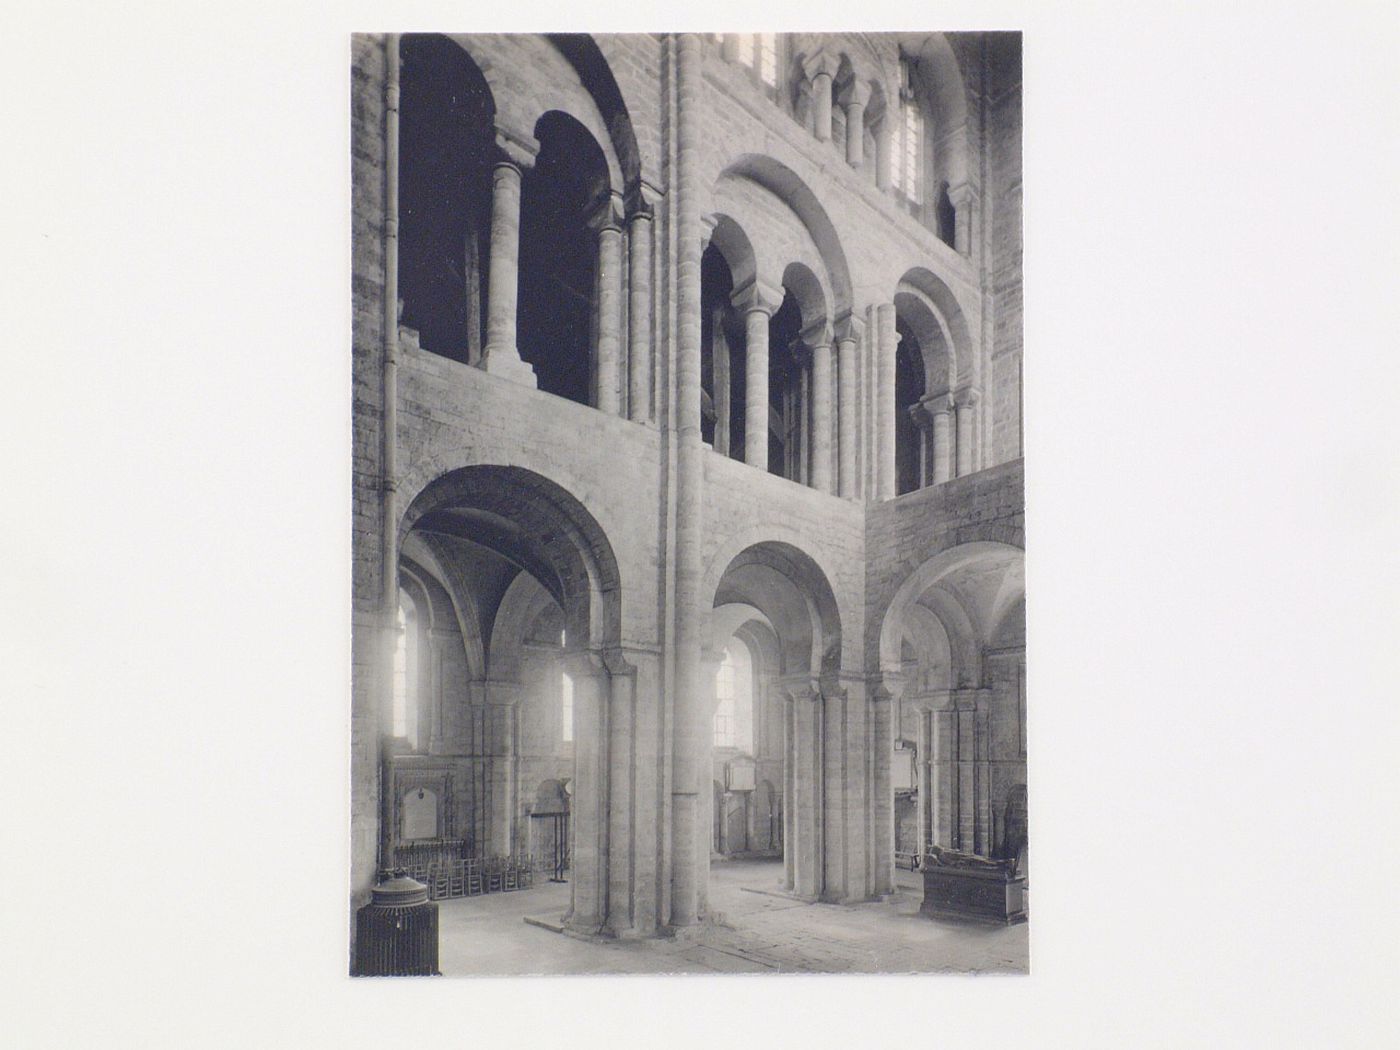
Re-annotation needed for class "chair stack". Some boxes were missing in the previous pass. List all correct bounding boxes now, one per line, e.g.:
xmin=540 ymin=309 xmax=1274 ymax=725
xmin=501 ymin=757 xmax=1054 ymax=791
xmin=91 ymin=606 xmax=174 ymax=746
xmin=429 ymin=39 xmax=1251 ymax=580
xmin=413 ymin=855 xmax=535 ymax=901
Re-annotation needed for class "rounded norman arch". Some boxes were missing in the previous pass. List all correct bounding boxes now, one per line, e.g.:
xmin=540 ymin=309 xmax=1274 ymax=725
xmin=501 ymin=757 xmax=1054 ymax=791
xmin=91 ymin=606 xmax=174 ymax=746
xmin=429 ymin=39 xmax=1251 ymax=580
xmin=397 ymin=465 xmax=622 ymax=652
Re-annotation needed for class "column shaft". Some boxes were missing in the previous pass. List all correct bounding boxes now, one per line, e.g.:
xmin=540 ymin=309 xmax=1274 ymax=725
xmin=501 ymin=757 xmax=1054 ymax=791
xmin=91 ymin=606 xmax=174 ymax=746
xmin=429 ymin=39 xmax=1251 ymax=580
xmin=876 ymin=303 xmax=897 ymax=500
xmin=813 ymin=72 xmax=833 ymax=141
xmin=810 ymin=343 xmax=833 ymax=493
xmin=956 ymin=396 xmax=977 ymax=477
xmin=875 ymin=121 xmax=893 ymax=191
xmin=744 ymin=307 xmax=770 ymax=469
xmin=845 ymin=100 xmax=866 ymax=165
xmin=836 ymin=335 xmax=857 ymax=498
xmin=670 ymin=32 xmax=705 ymax=928
xmin=565 ymin=660 xmax=607 ymax=931
xmin=627 ymin=213 xmax=653 ymax=421
xmin=482 ymin=160 xmax=536 ymax=386
xmin=932 ymin=406 xmax=952 ymax=483
xmin=595 ymin=223 xmax=623 ymax=415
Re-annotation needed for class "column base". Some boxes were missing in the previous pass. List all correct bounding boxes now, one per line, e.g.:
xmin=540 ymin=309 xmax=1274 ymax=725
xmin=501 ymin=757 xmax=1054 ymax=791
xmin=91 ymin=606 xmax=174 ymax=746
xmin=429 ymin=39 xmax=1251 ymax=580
xmin=481 ymin=347 xmax=538 ymax=388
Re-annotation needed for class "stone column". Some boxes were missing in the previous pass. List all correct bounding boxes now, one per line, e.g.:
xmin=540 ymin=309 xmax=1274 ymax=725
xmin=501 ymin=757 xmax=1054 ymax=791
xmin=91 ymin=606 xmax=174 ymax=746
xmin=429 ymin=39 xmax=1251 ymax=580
xmin=697 ymin=651 xmax=722 ymax=917
xmin=721 ymin=33 xmax=741 ymax=63
xmin=602 ymin=648 xmax=637 ymax=936
xmin=925 ymin=393 xmax=954 ymax=483
xmin=590 ymin=193 xmax=625 ymax=416
xmin=875 ymin=117 xmax=893 ymax=192
xmin=626 ymin=187 xmax=658 ymax=422
xmin=840 ymin=80 xmax=870 ymax=166
xmin=711 ymin=303 xmax=731 ymax=456
xmin=931 ymin=695 xmax=956 ymax=847
xmin=955 ymin=389 xmax=979 ymax=477
xmin=670 ymin=32 xmax=705 ymax=929
xmin=484 ymin=680 xmax=522 ymax=859
xmin=734 ymin=278 xmax=781 ymax=471
xmin=875 ymin=303 xmax=898 ymax=500
xmin=782 ymin=689 xmax=796 ymax=891
xmin=948 ymin=181 xmax=976 ymax=256
xmin=917 ymin=705 xmax=934 ymax=858
xmin=782 ymin=677 xmax=823 ymax=900
xmin=812 ymin=71 xmax=834 ymax=141
xmin=834 ymin=315 xmax=860 ymax=499
xmin=806 ymin=324 xmax=834 ymax=494
xmin=482 ymin=131 xmax=539 ymax=387
xmin=868 ymin=674 xmax=902 ymax=897
xmin=561 ymin=651 xmax=609 ymax=933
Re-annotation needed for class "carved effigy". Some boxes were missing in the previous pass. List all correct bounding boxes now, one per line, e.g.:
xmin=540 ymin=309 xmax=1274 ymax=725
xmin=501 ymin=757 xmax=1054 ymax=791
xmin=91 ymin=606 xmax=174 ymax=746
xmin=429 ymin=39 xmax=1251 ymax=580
xmin=920 ymin=845 xmax=1027 ymax=925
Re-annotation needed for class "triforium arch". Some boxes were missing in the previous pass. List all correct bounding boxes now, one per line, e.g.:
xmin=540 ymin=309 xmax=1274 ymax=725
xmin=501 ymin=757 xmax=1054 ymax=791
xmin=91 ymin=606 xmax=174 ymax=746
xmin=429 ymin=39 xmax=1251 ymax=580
xmin=387 ymin=464 xmax=640 ymax=935
xmin=876 ymin=539 xmax=1026 ymax=864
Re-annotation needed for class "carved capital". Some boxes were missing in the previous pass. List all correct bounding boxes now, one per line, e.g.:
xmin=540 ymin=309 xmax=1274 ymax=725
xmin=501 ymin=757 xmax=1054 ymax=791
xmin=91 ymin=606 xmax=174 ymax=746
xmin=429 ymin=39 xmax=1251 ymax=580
xmin=600 ymin=646 xmax=637 ymax=679
xmin=494 ymin=126 xmax=539 ymax=170
xmin=947 ymin=180 xmax=978 ymax=207
xmin=777 ymin=674 xmax=821 ymax=703
xmin=626 ymin=179 xmax=663 ymax=219
xmin=838 ymin=78 xmax=871 ymax=110
xmin=920 ymin=392 xmax=955 ymax=417
xmin=869 ymin=671 xmax=908 ymax=704
xmin=587 ymin=191 xmax=626 ymax=234
xmin=559 ymin=648 xmax=607 ymax=680
xmin=833 ymin=310 xmax=865 ymax=345
xmin=800 ymin=318 xmax=833 ymax=350
xmin=953 ymin=385 xmax=981 ymax=409
xmin=730 ymin=276 xmax=785 ymax=317
xmin=802 ymin=50 xmax=840 ymax=82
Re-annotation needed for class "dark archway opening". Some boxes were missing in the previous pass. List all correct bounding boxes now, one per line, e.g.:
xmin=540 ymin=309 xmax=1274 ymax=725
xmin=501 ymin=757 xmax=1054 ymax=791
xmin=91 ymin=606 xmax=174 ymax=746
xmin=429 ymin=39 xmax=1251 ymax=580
xmin=398 ymin=34 xmax=496 ymax=365
xmin=700 ymin=246 xmax=746 ymax=457
xmin=518 ymin=112 xmax=610 ymax=406
xmin=935 ymin=181 xmax=957 ymax=250
xmin=768 ymin=291 xmax=804 ymax=481
xmin=895 ymin=317 xmax=927 ymax=495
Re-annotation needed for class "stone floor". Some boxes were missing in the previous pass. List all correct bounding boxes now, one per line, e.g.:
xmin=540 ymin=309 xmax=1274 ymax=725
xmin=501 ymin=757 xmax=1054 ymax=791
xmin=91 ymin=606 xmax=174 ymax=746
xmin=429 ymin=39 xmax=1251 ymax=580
xmin=436 ymin=858 xmax=1029 ymax=976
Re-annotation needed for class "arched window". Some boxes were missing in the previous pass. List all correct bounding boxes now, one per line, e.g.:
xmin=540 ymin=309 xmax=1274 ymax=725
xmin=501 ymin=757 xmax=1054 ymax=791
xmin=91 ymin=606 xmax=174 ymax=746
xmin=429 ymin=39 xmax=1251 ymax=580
xmin=893 ymin=58 xmax=925 ymax=206
xmin=713 ymin=644 xmax=754 ymax=751
xmin=730 ymin=34 xmax=780 ymax=90
xmin=561 ymin=673 xmax=574 ymax=743
xmin=559 ymin=628 xmax=574 ymax=743
xmin=392 ymin=592 xmax=420 ymax=748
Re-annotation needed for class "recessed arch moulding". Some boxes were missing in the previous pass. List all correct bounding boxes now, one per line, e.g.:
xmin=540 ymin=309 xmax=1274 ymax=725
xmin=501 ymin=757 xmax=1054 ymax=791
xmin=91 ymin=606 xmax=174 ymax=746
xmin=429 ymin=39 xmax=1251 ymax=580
xmin=872 ymin=539 xmax=1026 ymax=858
xmin=389 ymin=463 xmax=667 ymax=936
xmin=696 ymin=527 xmax=896 ymax=903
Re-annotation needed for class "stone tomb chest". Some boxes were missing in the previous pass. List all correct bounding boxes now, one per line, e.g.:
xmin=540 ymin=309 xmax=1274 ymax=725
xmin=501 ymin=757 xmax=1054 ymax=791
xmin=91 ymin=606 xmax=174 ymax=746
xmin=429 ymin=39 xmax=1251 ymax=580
xmin=919 ymin=846 xmax=1027 ymax=925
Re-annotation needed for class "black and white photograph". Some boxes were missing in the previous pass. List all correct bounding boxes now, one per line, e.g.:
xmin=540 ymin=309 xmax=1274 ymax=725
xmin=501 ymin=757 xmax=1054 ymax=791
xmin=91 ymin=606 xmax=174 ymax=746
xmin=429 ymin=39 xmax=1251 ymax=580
xmin=348 ymin=30 xmax=1028 ymax=977
xmin=4 ymin=1 xmax=1397 ymax=1046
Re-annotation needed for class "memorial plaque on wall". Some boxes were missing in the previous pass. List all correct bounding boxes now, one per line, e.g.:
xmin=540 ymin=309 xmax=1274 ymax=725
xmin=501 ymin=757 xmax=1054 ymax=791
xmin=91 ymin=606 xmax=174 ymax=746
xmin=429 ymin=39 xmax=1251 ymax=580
xmin=402 ymin=788 xmax=439 ymax=840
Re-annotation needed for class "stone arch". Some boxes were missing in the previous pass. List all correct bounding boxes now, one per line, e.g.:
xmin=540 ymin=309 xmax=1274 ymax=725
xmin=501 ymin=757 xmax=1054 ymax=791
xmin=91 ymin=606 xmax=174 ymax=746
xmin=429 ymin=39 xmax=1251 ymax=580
xmin=876 ymin=540 xmax=1024 ymax=674
xmin=544 ymin=33 xmax=643 ymax=194
xmin=397 ymin=33 xmax=498 ymax=364
xmin=896 ymin=267 xmax=973 ymax=391
xmin=894 ymin=285 xmax=956 ymax=396
xmin=900 ymin=32 xmax=972 ymax=189
xmin=900 ymin=601 xmax=954 ymax=693
xmin=397 ymin=465 xmax=622 ymax=653
xmin=487 ymin=570 xmax=559 ymax=682
xmin=706 ymin=541 xmax=842 ymax=677
xmin=781 ymin=261 xmax=829 ymax=332
xmin=705 ymin=213 xmax=760 ymax=291
xmin=717 ymin=154 xmax=854 ymax=320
